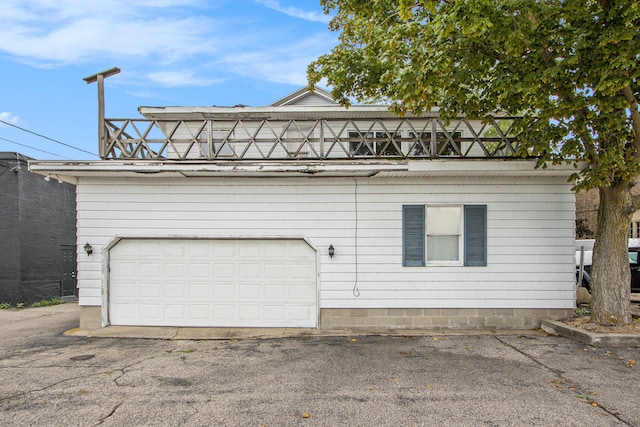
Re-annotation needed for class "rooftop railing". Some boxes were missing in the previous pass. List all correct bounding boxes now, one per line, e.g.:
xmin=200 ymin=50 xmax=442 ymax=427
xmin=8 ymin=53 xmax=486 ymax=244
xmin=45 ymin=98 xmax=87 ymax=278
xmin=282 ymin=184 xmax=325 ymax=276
xmin=101 ymin=116 xmax=523 ymax=160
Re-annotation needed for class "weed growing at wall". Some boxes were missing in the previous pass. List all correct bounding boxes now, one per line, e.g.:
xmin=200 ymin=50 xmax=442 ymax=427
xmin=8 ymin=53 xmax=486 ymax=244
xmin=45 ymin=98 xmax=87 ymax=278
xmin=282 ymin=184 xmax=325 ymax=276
xmin=31 ymin=299 xmax=63 ymax=308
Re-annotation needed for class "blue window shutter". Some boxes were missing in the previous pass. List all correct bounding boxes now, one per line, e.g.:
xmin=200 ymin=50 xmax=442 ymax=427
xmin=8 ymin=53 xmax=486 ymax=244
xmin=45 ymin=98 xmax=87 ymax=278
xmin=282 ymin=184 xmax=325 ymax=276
xmin=464 ymin=205 xmax=487 ymax=266
xmin=403 ymin=205 xmax=425 ymax=266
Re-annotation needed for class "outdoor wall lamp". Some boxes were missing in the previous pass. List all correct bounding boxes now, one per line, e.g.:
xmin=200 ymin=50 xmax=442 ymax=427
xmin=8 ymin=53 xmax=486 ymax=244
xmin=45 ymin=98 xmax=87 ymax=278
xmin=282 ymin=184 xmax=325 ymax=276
xmin=328 ymin=244 xmax=335 ymax=258
xmin=43 ymin=174 xmax=63 ymax=183
xmin=84 ymin=243 xmax=93 ymax=256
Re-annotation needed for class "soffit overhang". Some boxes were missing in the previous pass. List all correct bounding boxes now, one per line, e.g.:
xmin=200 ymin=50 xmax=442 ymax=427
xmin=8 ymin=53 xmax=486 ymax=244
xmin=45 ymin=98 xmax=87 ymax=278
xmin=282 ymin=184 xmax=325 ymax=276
xmin=28 ymin=159 xmax=581 ymax=183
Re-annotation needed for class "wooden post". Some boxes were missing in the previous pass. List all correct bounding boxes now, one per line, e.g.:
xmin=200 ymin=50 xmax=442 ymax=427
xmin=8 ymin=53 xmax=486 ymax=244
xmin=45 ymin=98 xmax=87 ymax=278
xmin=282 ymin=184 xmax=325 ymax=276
xmin=83 ymin=67 xmax=121 ymax=159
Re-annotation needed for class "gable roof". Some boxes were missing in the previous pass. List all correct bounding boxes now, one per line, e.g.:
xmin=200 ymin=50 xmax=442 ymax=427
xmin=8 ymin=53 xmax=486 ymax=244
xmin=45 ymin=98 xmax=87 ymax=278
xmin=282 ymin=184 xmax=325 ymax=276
xmin=269 ymin=86 xmax=337 ymax=106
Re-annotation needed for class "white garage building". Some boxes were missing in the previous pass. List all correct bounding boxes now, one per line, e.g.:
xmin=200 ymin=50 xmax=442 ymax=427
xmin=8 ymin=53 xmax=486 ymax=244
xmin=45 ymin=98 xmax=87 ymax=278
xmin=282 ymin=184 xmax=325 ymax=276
xmin=30 ymin=87 xmax=577 ymax=330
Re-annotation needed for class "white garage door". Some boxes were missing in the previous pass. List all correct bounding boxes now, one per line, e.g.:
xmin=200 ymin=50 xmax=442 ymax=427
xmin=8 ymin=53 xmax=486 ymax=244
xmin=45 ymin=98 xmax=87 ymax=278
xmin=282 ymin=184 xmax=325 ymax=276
xmin=109 ymin=239 xmax=317 ymax=327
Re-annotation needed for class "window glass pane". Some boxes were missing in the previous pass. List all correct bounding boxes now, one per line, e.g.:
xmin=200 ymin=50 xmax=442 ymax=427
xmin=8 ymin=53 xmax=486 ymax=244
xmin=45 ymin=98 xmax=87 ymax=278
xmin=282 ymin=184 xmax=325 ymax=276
xmin=629 ymin=251 xmax=638 ymax=264
xmin=349 ymin=131 xmax=374 ymax=156
xmin=427 ymin=236 xmax=459 ymax=261
xmin=427 ymin=206 xmax=461 ymax=234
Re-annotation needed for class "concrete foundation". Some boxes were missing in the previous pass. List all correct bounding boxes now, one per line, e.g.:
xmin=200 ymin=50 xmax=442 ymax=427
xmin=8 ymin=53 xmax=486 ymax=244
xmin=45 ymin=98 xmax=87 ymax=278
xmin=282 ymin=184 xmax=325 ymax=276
xmin=319 ymin=308 xmax=574 ymax=330
xmin=79 ymin=306 xmax=102 ymax=330
xmin=79 ymin=305 xmax=573 ymax=331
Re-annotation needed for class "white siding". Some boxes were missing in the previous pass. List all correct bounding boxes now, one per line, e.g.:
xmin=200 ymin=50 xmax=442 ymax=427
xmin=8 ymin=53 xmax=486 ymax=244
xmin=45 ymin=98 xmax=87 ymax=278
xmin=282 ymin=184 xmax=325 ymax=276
xmin=76 ymin=175 xmax=575 ymax=310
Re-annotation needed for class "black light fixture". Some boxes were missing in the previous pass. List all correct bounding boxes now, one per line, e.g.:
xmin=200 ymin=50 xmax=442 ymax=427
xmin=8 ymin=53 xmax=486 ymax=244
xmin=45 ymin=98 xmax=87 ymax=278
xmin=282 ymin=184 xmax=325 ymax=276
xmin=328 ymin=244 xmax=335 ymax=258
xmin=83 ymin=243 xmax=93 ymax=256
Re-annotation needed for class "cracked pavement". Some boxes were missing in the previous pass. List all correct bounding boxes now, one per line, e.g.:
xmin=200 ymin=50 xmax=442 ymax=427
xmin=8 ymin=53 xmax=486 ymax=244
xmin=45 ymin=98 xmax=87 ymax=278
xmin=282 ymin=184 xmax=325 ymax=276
xmin=1 ymin=304 xmax=639 ymax=426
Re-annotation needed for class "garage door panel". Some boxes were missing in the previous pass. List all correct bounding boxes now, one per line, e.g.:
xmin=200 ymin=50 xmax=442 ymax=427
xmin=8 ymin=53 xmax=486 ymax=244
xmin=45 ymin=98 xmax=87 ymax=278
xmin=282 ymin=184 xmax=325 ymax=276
xmin=290 ymin=306 xmax=312 ymax=320
xmin=214 ymin=283 xmax=236 ymax=299
xmin=111 ymin=262 xmax=139 ymax=279
xmin=188 ymin=263 xmax=211 ymax=278
xmin=214 ymin=264 xmax=236 ymax=279
xmin=239 ymin=266 xmax=261 ymax=279
xmin=264 ymin=284 xmax=286 ymax=300
xmin=139 ymin=284 xmax=163 ymax=298
xmin=137 ymin=241 xmax=161 ymax=257
xmin=238 ymin=304 xmax=261 ymax=321
xmin=265 ymin=263 xmax=286 ymax=279
xmin=239 ymin=284 xmax=261 ymax=299
xmin=110 ymin=239 xmax=317 ymax=327
xmin=265 ymin=242 xmax=287 ymax=258
xmin=165 ymin=285 xmax=186 ymax=298
xmin=264 ymin=305 xmax=285 ymax=321
xmin=112 ymin=242 xmax=137 ymax=257
xmin=163 ymin=241 xmax=186 ymax=257
xmin=111 ymin=283 xmax=137 ymax=299
xmin=290 ymin=264 xmax=315 ymax=280
xmin=188 ymin=283 xmax=211 ymax=299
xmin=290 ymin=285 xmax=314 ymax=301
xmin=139 ymin=304 xmax=162 ymax=320
xmin=187 ymin=304 xmax=210 ymax=320
xmin=111 ymin=303 xmax=135 ymax=319
xmin=213 ymin=241 xmax=236 ymax=257
xmin=165 ymin=304 xmax=186 ymax=319
xmin=188 ymin=241 xmax=212 ymax=257
xmin=213 ymin=305 xmax=236 ymax=321
xmin=165 ymin=263 xmax=186 ymax=277
xmin=139 ymin=263 xmax=162 ymax=278
xmin=289 ymin=241 xmax=315 ymax=257
xmin=239 ymin=244 xmax=262 ymax=259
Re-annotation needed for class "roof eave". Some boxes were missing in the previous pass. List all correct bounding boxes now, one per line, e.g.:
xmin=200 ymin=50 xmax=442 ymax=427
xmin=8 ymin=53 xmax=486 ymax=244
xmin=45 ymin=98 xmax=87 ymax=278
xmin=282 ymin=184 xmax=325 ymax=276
xmin=136 ymin=104 xmax=446 ymax=121
xmin=28 ymin=159 xmax=582 ymax=180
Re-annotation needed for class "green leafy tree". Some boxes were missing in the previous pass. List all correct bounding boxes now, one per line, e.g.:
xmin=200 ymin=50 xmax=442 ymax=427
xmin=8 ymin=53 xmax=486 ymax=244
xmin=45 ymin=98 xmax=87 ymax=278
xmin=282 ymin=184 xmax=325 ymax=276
xmin=309 ymin=0 xmax=640 ymax=325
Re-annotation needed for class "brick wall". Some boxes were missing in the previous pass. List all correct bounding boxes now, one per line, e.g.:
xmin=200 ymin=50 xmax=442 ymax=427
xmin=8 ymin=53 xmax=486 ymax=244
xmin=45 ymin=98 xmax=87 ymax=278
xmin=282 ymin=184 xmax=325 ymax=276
xmin=0 ymin=153 xmax=77 ymax=305
xmin=575 ymin=185 xmax=640 ymax=239
xmin=0 ymin=159 xmax=21 ymax=303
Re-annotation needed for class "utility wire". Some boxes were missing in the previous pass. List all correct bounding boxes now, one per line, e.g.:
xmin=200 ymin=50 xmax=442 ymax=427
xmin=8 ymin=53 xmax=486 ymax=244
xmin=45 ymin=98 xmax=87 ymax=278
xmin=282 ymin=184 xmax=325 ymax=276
xmin=352 ymin=177 xmax=360 ymax=297
xmin=0 ymin=136 xmax=71 ymax=159
xmin=0 ymin=119 xmax=99 ymax=158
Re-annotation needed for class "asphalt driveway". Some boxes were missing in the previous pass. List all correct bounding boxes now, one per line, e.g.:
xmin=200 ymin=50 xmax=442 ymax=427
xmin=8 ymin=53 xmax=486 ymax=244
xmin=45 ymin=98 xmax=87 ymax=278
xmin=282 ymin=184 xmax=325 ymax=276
xmin=1 ymin=303 xmax=639 ymax=426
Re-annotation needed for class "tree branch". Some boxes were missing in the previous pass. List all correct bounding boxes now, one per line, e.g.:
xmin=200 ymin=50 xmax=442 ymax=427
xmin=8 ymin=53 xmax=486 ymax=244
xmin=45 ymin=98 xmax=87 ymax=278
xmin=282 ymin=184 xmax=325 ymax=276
xmin=598 ymin=0 xmax=610 ymax=12
xmin=538 ymin=48 xmax=600 ymax=166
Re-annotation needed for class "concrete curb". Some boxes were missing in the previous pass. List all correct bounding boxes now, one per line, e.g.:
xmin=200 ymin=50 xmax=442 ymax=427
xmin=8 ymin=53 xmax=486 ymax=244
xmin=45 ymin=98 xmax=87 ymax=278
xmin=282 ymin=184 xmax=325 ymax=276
xmin=540 ymin=319 xmax=640 ymax=347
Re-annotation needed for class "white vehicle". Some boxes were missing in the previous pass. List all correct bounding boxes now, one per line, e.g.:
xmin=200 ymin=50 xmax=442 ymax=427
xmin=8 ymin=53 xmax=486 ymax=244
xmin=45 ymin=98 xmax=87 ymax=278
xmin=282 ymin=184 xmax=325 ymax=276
xmin=576 ymin=239 xmax=640 ymax=293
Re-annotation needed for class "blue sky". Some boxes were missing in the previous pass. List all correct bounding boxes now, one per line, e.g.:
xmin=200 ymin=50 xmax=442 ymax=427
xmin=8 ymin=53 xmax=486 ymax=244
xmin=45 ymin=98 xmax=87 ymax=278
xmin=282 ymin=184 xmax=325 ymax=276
xmin=0 ymin=0 xmax=336 ymax=160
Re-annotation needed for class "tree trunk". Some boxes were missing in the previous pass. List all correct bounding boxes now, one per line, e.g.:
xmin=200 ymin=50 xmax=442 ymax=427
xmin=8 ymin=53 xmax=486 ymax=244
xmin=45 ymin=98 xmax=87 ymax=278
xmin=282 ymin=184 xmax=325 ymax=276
xmin=590 ymin=181 xmax=632 ymax=326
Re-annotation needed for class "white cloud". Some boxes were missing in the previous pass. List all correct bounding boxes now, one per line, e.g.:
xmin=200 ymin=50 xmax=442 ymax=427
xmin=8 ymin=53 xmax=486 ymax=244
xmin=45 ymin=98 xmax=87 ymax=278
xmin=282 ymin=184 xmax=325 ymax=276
xmin=220 ymin=33 xmax=336 ymax=86
xmin=125 ymin=90 xmax=156 ymax=99
xmin=1 ymin=0 xmax=204 ymax=22
xmin=256 ymin=0 xmax=331 ymax=23
xmin=222 ymin=52 xmax=309 ymax=86
xmin=0 ymin=112 xmax=23 ymax=126
xmin=147 ymin=70 xmax=225 ymax=88
xmin=0 ymin=0 xmax=335 ymax=90
xmin=0 ymin=1 xmax=220 ymax=66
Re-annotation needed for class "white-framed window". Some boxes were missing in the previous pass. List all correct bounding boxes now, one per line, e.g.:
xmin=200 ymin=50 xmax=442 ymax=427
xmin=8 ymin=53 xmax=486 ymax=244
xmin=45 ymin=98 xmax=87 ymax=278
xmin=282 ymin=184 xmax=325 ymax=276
xmin=403 ymin=204 xmax=487 ymax=267
xmin=426 ymin=206 xmax=462 ymax=263
xmin=408 ymin=131 xmax=462 ymax=156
